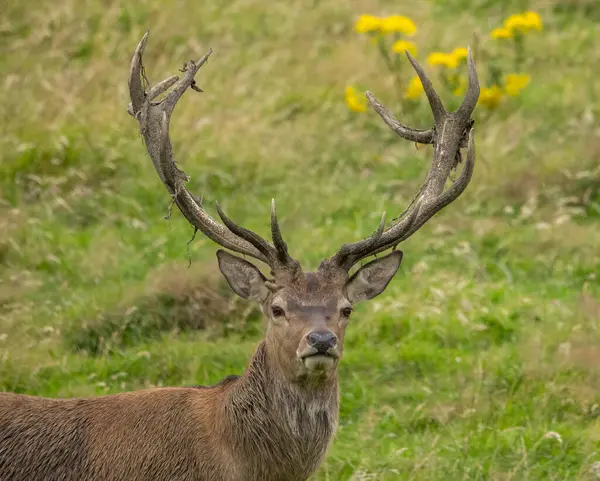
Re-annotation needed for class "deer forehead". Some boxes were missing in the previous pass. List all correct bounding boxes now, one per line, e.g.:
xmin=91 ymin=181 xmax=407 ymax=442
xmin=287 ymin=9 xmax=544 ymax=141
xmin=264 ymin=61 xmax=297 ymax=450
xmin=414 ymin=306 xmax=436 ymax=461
xmin=271 ymin=273 xmax=349 ymax=309
xmin=273 ymin=294 xmax=349 ymax=311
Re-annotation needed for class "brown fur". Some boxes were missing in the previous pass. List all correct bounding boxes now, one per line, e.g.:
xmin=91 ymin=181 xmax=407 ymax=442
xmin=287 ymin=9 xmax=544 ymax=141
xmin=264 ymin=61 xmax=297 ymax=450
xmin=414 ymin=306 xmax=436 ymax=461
xmin=0 ymin=340 xmax=336 ymax=481
xmin=0 ymin=250 xmax=401 ymax=480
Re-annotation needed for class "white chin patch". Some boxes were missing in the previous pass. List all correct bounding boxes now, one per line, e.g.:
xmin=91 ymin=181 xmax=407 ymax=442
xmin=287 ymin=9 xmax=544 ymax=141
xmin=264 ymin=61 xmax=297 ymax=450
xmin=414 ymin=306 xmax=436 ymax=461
xmin=303 ymin=355 xmax=335 ymax=370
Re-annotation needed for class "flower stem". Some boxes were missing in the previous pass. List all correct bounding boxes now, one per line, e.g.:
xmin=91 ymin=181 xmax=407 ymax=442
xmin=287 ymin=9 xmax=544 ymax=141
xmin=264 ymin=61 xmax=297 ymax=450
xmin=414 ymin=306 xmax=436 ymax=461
xmin=376 ymin=35 xmax=404 ymax=106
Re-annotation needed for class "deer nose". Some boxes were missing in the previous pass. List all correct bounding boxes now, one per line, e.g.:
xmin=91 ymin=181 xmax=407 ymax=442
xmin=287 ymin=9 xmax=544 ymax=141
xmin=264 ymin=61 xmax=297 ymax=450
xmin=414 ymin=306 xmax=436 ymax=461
xmin=306 ymin=330 xmax=337 ymax=353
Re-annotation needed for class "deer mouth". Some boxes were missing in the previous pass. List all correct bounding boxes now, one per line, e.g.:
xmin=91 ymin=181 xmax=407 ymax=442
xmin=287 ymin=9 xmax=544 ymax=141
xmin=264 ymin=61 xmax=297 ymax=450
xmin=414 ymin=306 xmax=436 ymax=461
xmin=302 ymin=354 xmax=336 ymax=370
xmin=300 ymin=351 xmax=338 ymax=370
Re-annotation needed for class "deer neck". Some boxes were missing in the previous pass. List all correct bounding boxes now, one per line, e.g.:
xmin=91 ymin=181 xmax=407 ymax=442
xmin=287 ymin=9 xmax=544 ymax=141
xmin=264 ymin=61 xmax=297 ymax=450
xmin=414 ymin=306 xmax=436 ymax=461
xmin=222 ymin=341 xmax=339 ymax=480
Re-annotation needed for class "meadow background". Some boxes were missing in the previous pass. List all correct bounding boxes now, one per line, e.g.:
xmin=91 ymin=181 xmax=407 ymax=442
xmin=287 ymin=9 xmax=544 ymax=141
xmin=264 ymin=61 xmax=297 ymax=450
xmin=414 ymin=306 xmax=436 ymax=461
xmin=1 ymin=0 xmax=599 ymax=479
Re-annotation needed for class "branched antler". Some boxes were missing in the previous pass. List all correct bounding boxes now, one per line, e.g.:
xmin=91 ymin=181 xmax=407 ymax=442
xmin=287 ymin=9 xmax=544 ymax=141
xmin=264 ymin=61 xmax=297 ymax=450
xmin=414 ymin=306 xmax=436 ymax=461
xmin=128 ymin=32 xmax=300 ymax=276
xmin=321 ymin=49 xmax=480 ymax=273
xmin=129 ymin=32 xmax=479 ymax=280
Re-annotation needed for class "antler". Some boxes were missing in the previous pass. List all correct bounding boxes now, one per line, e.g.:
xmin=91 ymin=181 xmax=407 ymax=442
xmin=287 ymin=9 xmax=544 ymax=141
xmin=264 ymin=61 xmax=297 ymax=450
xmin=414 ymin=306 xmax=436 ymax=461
xmin=128 ymin=32 xmax=300 ymax=275
xmin=322 ymin=49 xmax=480 ymax=273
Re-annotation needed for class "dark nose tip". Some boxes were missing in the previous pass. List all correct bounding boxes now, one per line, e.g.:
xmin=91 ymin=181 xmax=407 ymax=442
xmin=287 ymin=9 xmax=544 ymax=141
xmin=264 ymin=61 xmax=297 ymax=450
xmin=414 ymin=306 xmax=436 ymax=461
xmin=307 ymin=330 xmax=337 ymax=353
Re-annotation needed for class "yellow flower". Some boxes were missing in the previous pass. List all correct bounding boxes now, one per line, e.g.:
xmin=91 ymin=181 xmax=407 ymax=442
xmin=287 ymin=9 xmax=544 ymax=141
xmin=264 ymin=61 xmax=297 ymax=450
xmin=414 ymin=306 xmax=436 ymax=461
xmin=404 ymin=76 xmax=424 ymax=100
xmin=392 ymin=40 xmax=417 ymax=56
xmin=505 ymin=14 xmax=526 ymax=32
xmin=503 ymin=73 xmax=531 ymax=96
xmin=523 ymin=11 xmax=542 ymax=30
xmin=427 ymin=52 xmax=459 ymax=68
xmin=491 ymin=27 xmax=512 ymax=39
xmin=345 ymin=86 xmax=367 ymax=112
xmin=448 ymin=47 xmax=469 ymax=69
xmin=426 ymin=48 xmax=467 ymax=68
xmin=504 ymin=11 xmax=543 ymax=35
xmin=478 ymin=85 xmax=503 ymax=109
xmin=380 ymin=15 xmax=417 ymax=35
xmin=451 ymin=47 xmax=469 ymax=62
xmin=355 ymin=14 xmax=383 ymax=34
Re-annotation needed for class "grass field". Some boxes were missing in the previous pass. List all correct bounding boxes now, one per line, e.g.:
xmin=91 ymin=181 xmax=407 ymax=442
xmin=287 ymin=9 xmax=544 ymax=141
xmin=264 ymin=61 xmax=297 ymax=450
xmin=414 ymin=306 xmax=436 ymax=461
xmin=1 ymin=0 xmax=600 ymax=479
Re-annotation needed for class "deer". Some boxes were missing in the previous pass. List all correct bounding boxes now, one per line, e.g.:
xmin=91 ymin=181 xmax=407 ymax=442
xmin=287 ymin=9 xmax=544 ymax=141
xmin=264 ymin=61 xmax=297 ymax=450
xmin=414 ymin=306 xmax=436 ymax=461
xmin=0 ymin=31 xmax=479 ymax=481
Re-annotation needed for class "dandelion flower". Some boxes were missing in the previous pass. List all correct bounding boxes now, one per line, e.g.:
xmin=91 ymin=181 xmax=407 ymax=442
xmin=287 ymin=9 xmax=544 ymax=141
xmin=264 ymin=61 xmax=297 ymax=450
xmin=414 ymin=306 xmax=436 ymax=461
xmin=491 ymin=27 xmax=512 ymax=39
xmin=427 ymin=52 xmax=459 ymax=68
xmin=504 ymin=13 xmax=529 ymax=33
xmin=478 ymin=85 xmax=503 ymax=109
xmin=380 ymin=15 xmax=417 ymax=35
xmin=345 ymin=86 xmax=367 ymax=112
xmin=404 ymin=76 xmax=424 ymax=99
xmin=451 ymin=47 xmax=469 ymax=62
xmin=523 ymin=11 xmax=542 ymax=30
xmin=447 ymin=47 xmax=469 ymax=67
xmin=503 ymin=73 xmax=531 ymax=96
xmin=392 ymin=40 xmax=417 ymax=56
xmin=504 ymin=11 xmax=542 ymax=35
xmin=355 ymin=15 xmax=382 ymax=34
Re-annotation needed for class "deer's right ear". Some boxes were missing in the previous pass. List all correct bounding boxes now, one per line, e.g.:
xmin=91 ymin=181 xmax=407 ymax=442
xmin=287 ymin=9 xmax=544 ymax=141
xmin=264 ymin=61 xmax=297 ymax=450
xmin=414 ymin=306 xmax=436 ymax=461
xmin=217 ymin=250 xmax=269 ymax=301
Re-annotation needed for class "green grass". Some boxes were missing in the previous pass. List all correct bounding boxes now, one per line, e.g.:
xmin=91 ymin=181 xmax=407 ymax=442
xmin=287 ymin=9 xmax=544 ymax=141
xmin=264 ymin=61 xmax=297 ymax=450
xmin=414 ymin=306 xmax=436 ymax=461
xmin=1 ymin=0 xmax=600 ymax=479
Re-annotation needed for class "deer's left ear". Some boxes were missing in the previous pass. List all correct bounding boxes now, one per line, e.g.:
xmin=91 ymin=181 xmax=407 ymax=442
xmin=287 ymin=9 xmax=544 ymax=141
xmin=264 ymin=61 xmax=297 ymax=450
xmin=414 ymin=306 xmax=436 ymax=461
xmin=345 ymin=251 xmax=403 ymax=304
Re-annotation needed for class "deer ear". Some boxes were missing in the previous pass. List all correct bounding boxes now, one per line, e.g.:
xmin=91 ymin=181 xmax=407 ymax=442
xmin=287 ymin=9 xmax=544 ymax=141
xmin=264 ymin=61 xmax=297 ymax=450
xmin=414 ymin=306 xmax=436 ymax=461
xmin=345 ymin=251 xmax=403 ymax=304
xmin=217 ymin=250 xmax=269 ymax=302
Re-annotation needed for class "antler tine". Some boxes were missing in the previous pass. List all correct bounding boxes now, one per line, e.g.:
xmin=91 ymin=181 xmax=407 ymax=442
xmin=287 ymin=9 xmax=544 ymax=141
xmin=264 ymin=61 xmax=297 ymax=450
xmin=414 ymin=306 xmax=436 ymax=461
xmin=367 ymin=94 xmax=434 ymax=144
xmin=128 ymin=31 xmax=149 ymax=113
xmin=457 ymin=48 xmax=481 ymax=120
xmin=405 ymin=51 xmax=447 ymax=125
xmin=270 ymin=199 xmax=300 ymax=267
xmin=128 ymin=32 xmax=271 ymax=264
xmin=215 ymin=202 xmax=276 ymax=260
xmin=324 ymin=47 xmax=480 ymax=273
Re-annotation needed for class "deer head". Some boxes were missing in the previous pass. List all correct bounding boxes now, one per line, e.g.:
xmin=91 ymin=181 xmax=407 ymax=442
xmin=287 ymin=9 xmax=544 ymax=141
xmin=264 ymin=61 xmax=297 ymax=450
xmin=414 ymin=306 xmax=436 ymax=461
xmin=128 ymin=32 xmax=479 ymax=386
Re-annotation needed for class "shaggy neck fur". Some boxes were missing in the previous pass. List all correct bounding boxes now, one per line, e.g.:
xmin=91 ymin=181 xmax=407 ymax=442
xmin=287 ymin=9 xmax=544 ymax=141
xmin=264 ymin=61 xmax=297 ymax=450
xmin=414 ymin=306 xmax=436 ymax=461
xmin=222 ymin=341 xmax=339 ymax=481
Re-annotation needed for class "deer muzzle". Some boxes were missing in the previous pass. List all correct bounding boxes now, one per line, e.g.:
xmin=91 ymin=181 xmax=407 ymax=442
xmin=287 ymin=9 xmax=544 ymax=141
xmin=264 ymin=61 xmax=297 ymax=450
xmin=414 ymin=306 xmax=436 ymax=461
xmin=297 ymin=330 xmax=339 ymax=370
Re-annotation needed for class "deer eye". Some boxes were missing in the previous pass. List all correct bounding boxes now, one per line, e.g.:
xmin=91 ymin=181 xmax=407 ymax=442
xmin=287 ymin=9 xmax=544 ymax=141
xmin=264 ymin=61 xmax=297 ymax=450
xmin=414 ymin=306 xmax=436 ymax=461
xmin=341 ymin=307 xmax=353 ymax=318
xmin=271 ymin=306 xmax=285 ymax=318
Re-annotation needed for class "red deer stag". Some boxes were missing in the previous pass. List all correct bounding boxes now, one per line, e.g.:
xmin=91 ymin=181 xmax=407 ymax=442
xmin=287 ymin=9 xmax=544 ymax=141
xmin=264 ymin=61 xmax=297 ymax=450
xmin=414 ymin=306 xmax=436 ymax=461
xmin=0 ymin=32 xmax=479 ymax=480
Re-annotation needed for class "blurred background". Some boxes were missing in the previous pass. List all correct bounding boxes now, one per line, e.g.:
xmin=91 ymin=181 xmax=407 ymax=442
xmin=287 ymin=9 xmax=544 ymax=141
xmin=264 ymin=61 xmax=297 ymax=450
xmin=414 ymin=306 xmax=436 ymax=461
xmin=1 ymin=0 xmax=599 ymax=479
